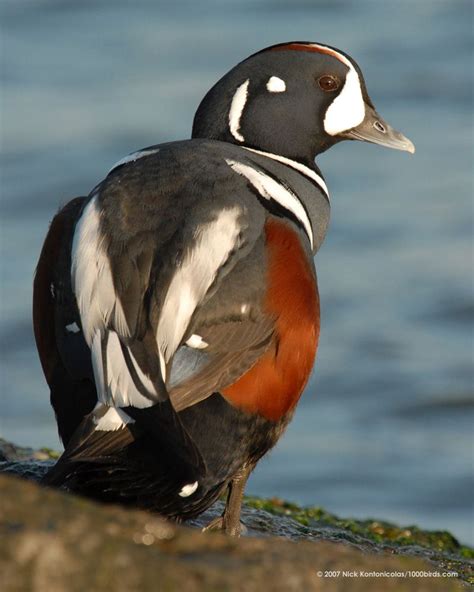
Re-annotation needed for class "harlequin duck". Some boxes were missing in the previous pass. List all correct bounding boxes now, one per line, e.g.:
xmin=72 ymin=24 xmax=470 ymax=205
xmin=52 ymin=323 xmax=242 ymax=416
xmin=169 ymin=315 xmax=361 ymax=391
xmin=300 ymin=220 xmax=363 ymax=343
xmin=34 ymin=41 xmax=414 ymax=535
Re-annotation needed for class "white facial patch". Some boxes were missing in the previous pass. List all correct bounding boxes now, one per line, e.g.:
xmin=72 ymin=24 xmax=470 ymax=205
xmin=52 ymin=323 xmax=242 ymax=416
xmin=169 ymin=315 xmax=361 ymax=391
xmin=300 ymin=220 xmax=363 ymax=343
xmin=229 ymin=79 xmax=249 ymax=142
xmin=157 ymin=207 xmax=242 ymax=363
xmin=242 ymin=147 xmax=329 ymax=200
xmin=324 ymin=67 xmax=365 ymax=135
xmin=266 ymin=76 xmax=286 ymax=93
xmin=226 ymin=159 xmax=313 ymax=249
xmin=302 ymin=43 xmax=365 ymax=136
xmin=108 ymin=148 xmax=160 ymax=174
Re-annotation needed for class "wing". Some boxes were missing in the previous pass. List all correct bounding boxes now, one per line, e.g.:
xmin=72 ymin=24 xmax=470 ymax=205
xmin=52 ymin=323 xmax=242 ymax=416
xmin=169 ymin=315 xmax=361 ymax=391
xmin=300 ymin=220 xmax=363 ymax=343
xmin=167 ymin=234 xmax=277 ymax=411
xmin=33 ymin=196 xmax=97 ymax=445
xmin=43 ymin=145 xmax=269 ymax=500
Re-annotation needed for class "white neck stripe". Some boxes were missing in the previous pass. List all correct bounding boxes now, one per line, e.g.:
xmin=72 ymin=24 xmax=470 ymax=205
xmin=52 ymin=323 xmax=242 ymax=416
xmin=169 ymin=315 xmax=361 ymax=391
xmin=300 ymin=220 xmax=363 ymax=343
xmin=229 ymin=80 xmax=249 ymax=142
xmin=226 ymin=158 xmax=314 ymax=249
xmin=242 ymin=147 xmax=330 ymax=200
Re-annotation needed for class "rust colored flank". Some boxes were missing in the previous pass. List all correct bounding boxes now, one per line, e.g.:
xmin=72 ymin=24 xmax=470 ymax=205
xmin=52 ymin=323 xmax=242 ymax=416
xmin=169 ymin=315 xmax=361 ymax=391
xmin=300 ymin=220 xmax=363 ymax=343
xmin=222 ymin=218 xmax=320 ymax=421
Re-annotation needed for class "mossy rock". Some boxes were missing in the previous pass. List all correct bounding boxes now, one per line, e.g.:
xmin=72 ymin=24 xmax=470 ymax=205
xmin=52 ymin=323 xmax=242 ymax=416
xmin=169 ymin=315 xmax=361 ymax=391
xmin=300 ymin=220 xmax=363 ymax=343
xmin=0 ymin=439 xmax=471 ymax=590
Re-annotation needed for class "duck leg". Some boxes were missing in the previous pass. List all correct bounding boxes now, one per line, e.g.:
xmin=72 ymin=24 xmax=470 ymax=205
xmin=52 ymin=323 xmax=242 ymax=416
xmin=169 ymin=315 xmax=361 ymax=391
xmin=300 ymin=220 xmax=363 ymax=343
xmin=203 ymin=463 xmax=252 ymax=536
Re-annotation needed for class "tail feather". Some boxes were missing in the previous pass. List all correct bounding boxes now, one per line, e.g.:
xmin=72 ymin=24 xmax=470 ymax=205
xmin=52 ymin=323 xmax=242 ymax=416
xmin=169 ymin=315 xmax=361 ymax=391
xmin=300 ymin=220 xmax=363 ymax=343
xmin=42 ymin=399 xmax=207 ymax=517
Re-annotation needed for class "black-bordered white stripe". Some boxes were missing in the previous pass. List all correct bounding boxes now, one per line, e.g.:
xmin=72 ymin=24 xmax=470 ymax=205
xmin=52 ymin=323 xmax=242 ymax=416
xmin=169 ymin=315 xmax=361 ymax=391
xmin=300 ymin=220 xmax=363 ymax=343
xmin=242 ymin=147 xmax=330 ymax=200
xmin=225 ymin=158 xmax=314 ymax=248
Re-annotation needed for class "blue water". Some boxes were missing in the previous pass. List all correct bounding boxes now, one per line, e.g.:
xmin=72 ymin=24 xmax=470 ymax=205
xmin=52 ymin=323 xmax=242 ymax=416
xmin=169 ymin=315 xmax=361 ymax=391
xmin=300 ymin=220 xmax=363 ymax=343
xmin=1 ymin=0 xmax=473 ymax=545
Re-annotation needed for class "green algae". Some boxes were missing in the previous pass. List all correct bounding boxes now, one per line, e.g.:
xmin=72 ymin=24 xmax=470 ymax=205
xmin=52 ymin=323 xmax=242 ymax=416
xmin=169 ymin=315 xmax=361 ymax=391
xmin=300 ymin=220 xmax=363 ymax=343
xmin=243 ymin=495 xmax=474 ymax=585
xmin=37 ymin=447 xmax=61 ymax=460
xmin=244 ymin=495 xmax=470 ymax=553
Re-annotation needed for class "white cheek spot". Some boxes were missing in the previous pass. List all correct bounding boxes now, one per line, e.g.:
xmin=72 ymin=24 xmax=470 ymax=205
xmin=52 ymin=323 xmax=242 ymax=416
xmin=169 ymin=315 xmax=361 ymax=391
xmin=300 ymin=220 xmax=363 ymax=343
xmin=186 ymin=334 xmax=208 ymax=349
xmin=266 ymin=76 xmax=286 ymax=93
xmin=324 ymin=67 xmax=365 ymax=135
xmin=229 ymin=79 xmax=249 ymax=142
xmin=241 ymin=304 xmax=249 ymax=314
xmin=65 ymin=322 xmax=80 ymax=334
xmin=179 ymin=481 xmax=198 ymax=497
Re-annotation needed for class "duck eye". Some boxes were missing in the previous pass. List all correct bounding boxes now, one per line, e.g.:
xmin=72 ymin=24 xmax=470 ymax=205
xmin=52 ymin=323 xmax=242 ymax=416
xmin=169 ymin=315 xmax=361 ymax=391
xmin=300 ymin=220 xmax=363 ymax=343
xmin=318 ymin=75 xmax=339 ymax=92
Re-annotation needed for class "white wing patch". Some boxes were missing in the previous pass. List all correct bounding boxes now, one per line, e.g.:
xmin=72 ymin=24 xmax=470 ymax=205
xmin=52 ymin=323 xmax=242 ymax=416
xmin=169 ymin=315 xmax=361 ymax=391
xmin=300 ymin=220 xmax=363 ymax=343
xmin=90 ymin=329 xmax=155 ymax=409
xmin=186 ymin=334 xmax=208 ymax=349
xmin=93 ymin=403 xmax=135 ymax=431
xmin=71 ymin=196 xmax=130 ymax=345
xmin=229 ymin=79 xmax=249 ymax=142
xmin=103 ymin=332 xmax=155 ymax=408
xmin=226 ymin=159 xmax=314 ymax=249
xmin=72 ymin=195 xmax=156 ymax=409
xmin=157 ymin=207 xmax=243 ymax=363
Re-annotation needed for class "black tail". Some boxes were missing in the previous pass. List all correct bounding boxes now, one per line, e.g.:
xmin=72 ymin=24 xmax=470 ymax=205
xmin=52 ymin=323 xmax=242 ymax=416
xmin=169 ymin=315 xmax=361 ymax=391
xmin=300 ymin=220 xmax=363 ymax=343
xmin=42 ymin=400 xmax=207 ymax=518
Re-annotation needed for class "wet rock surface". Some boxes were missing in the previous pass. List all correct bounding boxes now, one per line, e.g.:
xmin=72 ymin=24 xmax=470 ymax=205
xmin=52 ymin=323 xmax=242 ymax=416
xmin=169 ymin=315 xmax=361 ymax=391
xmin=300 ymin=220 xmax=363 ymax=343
xmin=1 ymin=439 xmax=472 ymax=590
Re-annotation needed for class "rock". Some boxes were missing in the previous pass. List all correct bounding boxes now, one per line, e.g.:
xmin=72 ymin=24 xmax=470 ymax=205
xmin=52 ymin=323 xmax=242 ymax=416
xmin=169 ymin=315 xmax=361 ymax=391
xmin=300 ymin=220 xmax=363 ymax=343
xmin=0 ymin=439 xmax=471 ymax=590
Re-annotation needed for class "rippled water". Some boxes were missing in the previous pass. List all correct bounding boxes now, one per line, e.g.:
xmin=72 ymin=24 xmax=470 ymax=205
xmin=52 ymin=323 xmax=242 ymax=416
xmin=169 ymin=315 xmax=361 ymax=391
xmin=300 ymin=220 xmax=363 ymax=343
xmin=1 ymin=0 xmax=472 ymax=544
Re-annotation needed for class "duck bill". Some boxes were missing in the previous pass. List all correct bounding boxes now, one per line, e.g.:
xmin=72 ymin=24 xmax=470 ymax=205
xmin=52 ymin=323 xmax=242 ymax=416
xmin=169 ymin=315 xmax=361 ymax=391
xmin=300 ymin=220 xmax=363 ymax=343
xmin=341 ymin=104 xmax=415 ymax=154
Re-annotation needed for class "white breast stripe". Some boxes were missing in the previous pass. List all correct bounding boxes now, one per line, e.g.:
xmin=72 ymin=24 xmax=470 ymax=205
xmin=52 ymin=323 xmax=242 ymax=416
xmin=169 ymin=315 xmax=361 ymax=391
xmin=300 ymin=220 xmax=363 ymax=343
xmin=266 ymin=76 xmax=286 ymax=93
xmin=229 ymin=80 xmax=249 ymax=142
xmin=108 ymin=148 xmax=160 ymax=174
xmin=157 ymin=207 xmax=242 ymax=363
xmin=226 ymin=159 xmax=313 ymax=249
xmin=242 ymin=147 xmax=329 ymax=200
xmin=71 ymin=195 xmax=130 ymax=345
